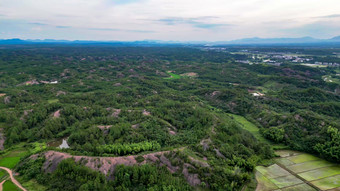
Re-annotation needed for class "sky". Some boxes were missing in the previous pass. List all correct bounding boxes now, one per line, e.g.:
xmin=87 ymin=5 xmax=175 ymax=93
xmin=0 ymin=0 xmax=340 ymax=41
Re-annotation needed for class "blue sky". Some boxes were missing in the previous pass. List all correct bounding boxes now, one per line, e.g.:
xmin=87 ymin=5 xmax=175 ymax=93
xmin=0 ymin=0 xmax=339 ymax=41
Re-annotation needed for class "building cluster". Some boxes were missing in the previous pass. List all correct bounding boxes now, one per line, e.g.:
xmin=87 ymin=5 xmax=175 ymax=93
xmin=314 ymin=62 xmax=340 ymax=67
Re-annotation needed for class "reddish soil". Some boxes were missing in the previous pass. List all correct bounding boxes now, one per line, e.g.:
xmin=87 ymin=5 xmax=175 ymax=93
xmin=97 ymin=125 xmax=112 ymax=130
xmin=38 ymin=149 xmax=204 ymax=186
xmin=53 ymin=110 xmax=61 ymax=118
xmin=180 ymin=72 xmax=198 ymax=77
xmin=142 ymin=109 xmax=151 ymax=116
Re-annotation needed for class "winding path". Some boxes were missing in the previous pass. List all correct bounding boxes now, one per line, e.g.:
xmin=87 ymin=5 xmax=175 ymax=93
xmin=0 ymin=167 xmax=26 ymax=191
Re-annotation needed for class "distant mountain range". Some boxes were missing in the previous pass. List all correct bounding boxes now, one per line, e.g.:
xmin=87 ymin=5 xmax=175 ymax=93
xmin=1 ymin=36 xmax=340 ymax=45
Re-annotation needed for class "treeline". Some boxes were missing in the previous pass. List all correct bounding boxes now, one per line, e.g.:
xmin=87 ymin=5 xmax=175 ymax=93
xmin=17 ymin=157 xmax=192 ymax=191
xmin=98 ymin=141 xmax=161 ymax=156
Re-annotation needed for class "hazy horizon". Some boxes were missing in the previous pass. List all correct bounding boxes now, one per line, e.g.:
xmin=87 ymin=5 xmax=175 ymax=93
xmin=1 ymin=0 xmax=340 ymax=41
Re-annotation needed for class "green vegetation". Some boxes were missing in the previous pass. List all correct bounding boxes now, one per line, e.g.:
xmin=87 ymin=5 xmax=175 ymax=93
xmin=299 ymin=166 xmax=340 ymax=181
xmin=3 ymin=180 xmax=21 ymax=191
xmin=269 ymin=174 xmax=303 ymax=188
xmin=257 ymin=150 xmax=340 ymax=190
xmin=165 ymin=72 xmax=181 ymax=79
xmin=0 ymin=46 xmax=339 ymax=190
xmin=286 ymin=160 xmax=333 ymax=173
xmin=286 ymin=154 xmax=320 ymax=164
xmin=310 ymin=175 xmax=340 ymax=190
xmin=47 ymin=99 xmax=59 ymax=104
xmin=97 ymin=141 xmax=161 ymax=155
xmin=17 ymin=178 xmax=47 ymax=191
xmin=229 ymin=114 xmax=270 ymax=144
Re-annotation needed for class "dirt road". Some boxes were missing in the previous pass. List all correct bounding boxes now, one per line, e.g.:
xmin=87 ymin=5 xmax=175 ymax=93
xmin=0 ymin=167 xmax=26 ymax=191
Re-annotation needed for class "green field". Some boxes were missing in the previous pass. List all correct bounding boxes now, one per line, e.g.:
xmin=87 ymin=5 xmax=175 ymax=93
xmin=0 ymin=142 xmax=46 ymax=169
xmin=298 ymin=166 xmax=340 ymax=181
xmin=286 ymin=153 xmax=320 ymax=164
xmin=286 ymin=160 xmax=334 ymax=173
xmin=256 ymin=150 xmax=340 ymax=191
xmin=229 ymin=114 xmax=270 ymax=144
xmin=3 ymin=180 xmax=21 ymax=191
xmin=269 ymin=174 xmax=303 ymax=188
xmin=256 ymin=164 xmax=291 ymax=179
xmin=310 ymin=175 xmax=340 ymax=190
xmin=18 ymin=178 xmax=47 ymax=191
xmin=229 ymin=114 xmax=287 ymax=150
xmin=165 ymin=72 xmax=181 ymax=79
xmin=0 ymin=148 xmax=27 ymax=169
xmin=281 ymin=183 xmax=316 ymax=191
xmin=255 ymin=171 xmax=279 ymax=190
xmin=322 ymin=75 xmax=340 ymax=84
xmin=301 ymin=63 xmax=328 ymax=68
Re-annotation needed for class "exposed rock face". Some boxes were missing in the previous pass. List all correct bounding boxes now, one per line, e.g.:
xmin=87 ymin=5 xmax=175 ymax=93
xmin=0 ymin=129 xmax=5 ymax=150
xmin=182 ymin=163 xmax=201 ymax=186
xmin=4 ymin=96 xmax=10 ymax=104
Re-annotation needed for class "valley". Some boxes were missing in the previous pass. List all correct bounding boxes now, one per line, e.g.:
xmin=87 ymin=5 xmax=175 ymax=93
xmin=0 ymin=45 xmax=339 ymax=190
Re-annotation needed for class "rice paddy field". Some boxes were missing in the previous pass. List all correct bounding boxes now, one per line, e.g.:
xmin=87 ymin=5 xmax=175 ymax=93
xmin=255 ymin=150 xmax=340 ymax=191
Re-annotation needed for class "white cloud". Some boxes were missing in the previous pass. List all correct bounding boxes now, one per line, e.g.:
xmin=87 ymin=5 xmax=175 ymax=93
xmin=0 ymin=0 xmax=339 ymax=40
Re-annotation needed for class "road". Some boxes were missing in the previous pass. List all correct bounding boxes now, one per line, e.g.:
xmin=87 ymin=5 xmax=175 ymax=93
xmin=0 ymin=167 xmax=26 ymax=191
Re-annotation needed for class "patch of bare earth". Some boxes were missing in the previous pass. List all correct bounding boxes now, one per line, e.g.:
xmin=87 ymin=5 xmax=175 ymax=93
xmin=180 ymin=72 xmax=198 ymax=77
xmin=142 ymin=109 xmax=151 ymax=116
xmin=56 ymin=91 xmax=66 ymax=96
xmin=98 ymin=125 xmax=112 ymax=130
xmin=0 ymin=128 xmax=5 ymax=150
xmin=53 ymin=110 xmax=61 ymax=118
xmin=38 ymin=149 xmax=205 ymax=186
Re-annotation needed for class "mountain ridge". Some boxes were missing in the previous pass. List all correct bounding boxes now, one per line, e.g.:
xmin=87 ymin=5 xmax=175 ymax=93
xmin=1 ymin=36 xmax=340 ymax=45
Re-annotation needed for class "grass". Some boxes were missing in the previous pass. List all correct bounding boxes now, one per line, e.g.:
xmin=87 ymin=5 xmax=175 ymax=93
xmin=281 ymin=183 xmax=316 ymax=191
xmin=30 ymin=142 xmax=47 ymax=154
xmin=275 ymin=158 xmax=295 ymax=166
xmin=298 ymin=166 xmax=340 ymax=181
xmin=310 ymin=174 xmax=340 ymax=190
xmin=256 ymin=164 xmax=291 ymax=179
xmin=286 ymin=154 xmax=320 ymax=164
xmin=286 ymin=160 xmax=334 ymax=173
xmin=269 ymin=174 xmax=303 ymax=188
xmin=257 ymin=150 xmax=340 ymax=190
xmin=17 ymin=177 xmax=47 ymax=191
xmin=322 ymin=75 xmax=340 ymax=84
xmin=164 ymin=72 xmax=181 ymax=79
xmin=3 ymin=180 xmax=21 ymax=191
xmin=301 ymin=63 xmax=328 ymax=68
xmin=255 ymin=170 xmax=279 ymax=191
xmin=228 ymin=114 xmax=285 ymax=147
xmin=0 ymin=157 xmax=21 ymax=169
xmin=0 ymin=169 xmax=8 ymax=181
xmin=229 ymin=114 xmax=268 ymax=143
xmin=275 ymin=150 xmax=301 ymax=158
xmin=48 ymin=99 xmax=59 ymax=104
xmin=0 ymin=146 xmax=28 ymax=169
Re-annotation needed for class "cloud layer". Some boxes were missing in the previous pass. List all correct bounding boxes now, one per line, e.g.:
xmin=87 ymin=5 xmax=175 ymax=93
xmin=0 ymin=0 xmax=339 ymax=41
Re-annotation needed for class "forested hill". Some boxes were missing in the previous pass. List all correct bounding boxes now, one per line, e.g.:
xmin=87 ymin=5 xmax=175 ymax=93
xmin=0 ymin=46 xmax=339 ymax=190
